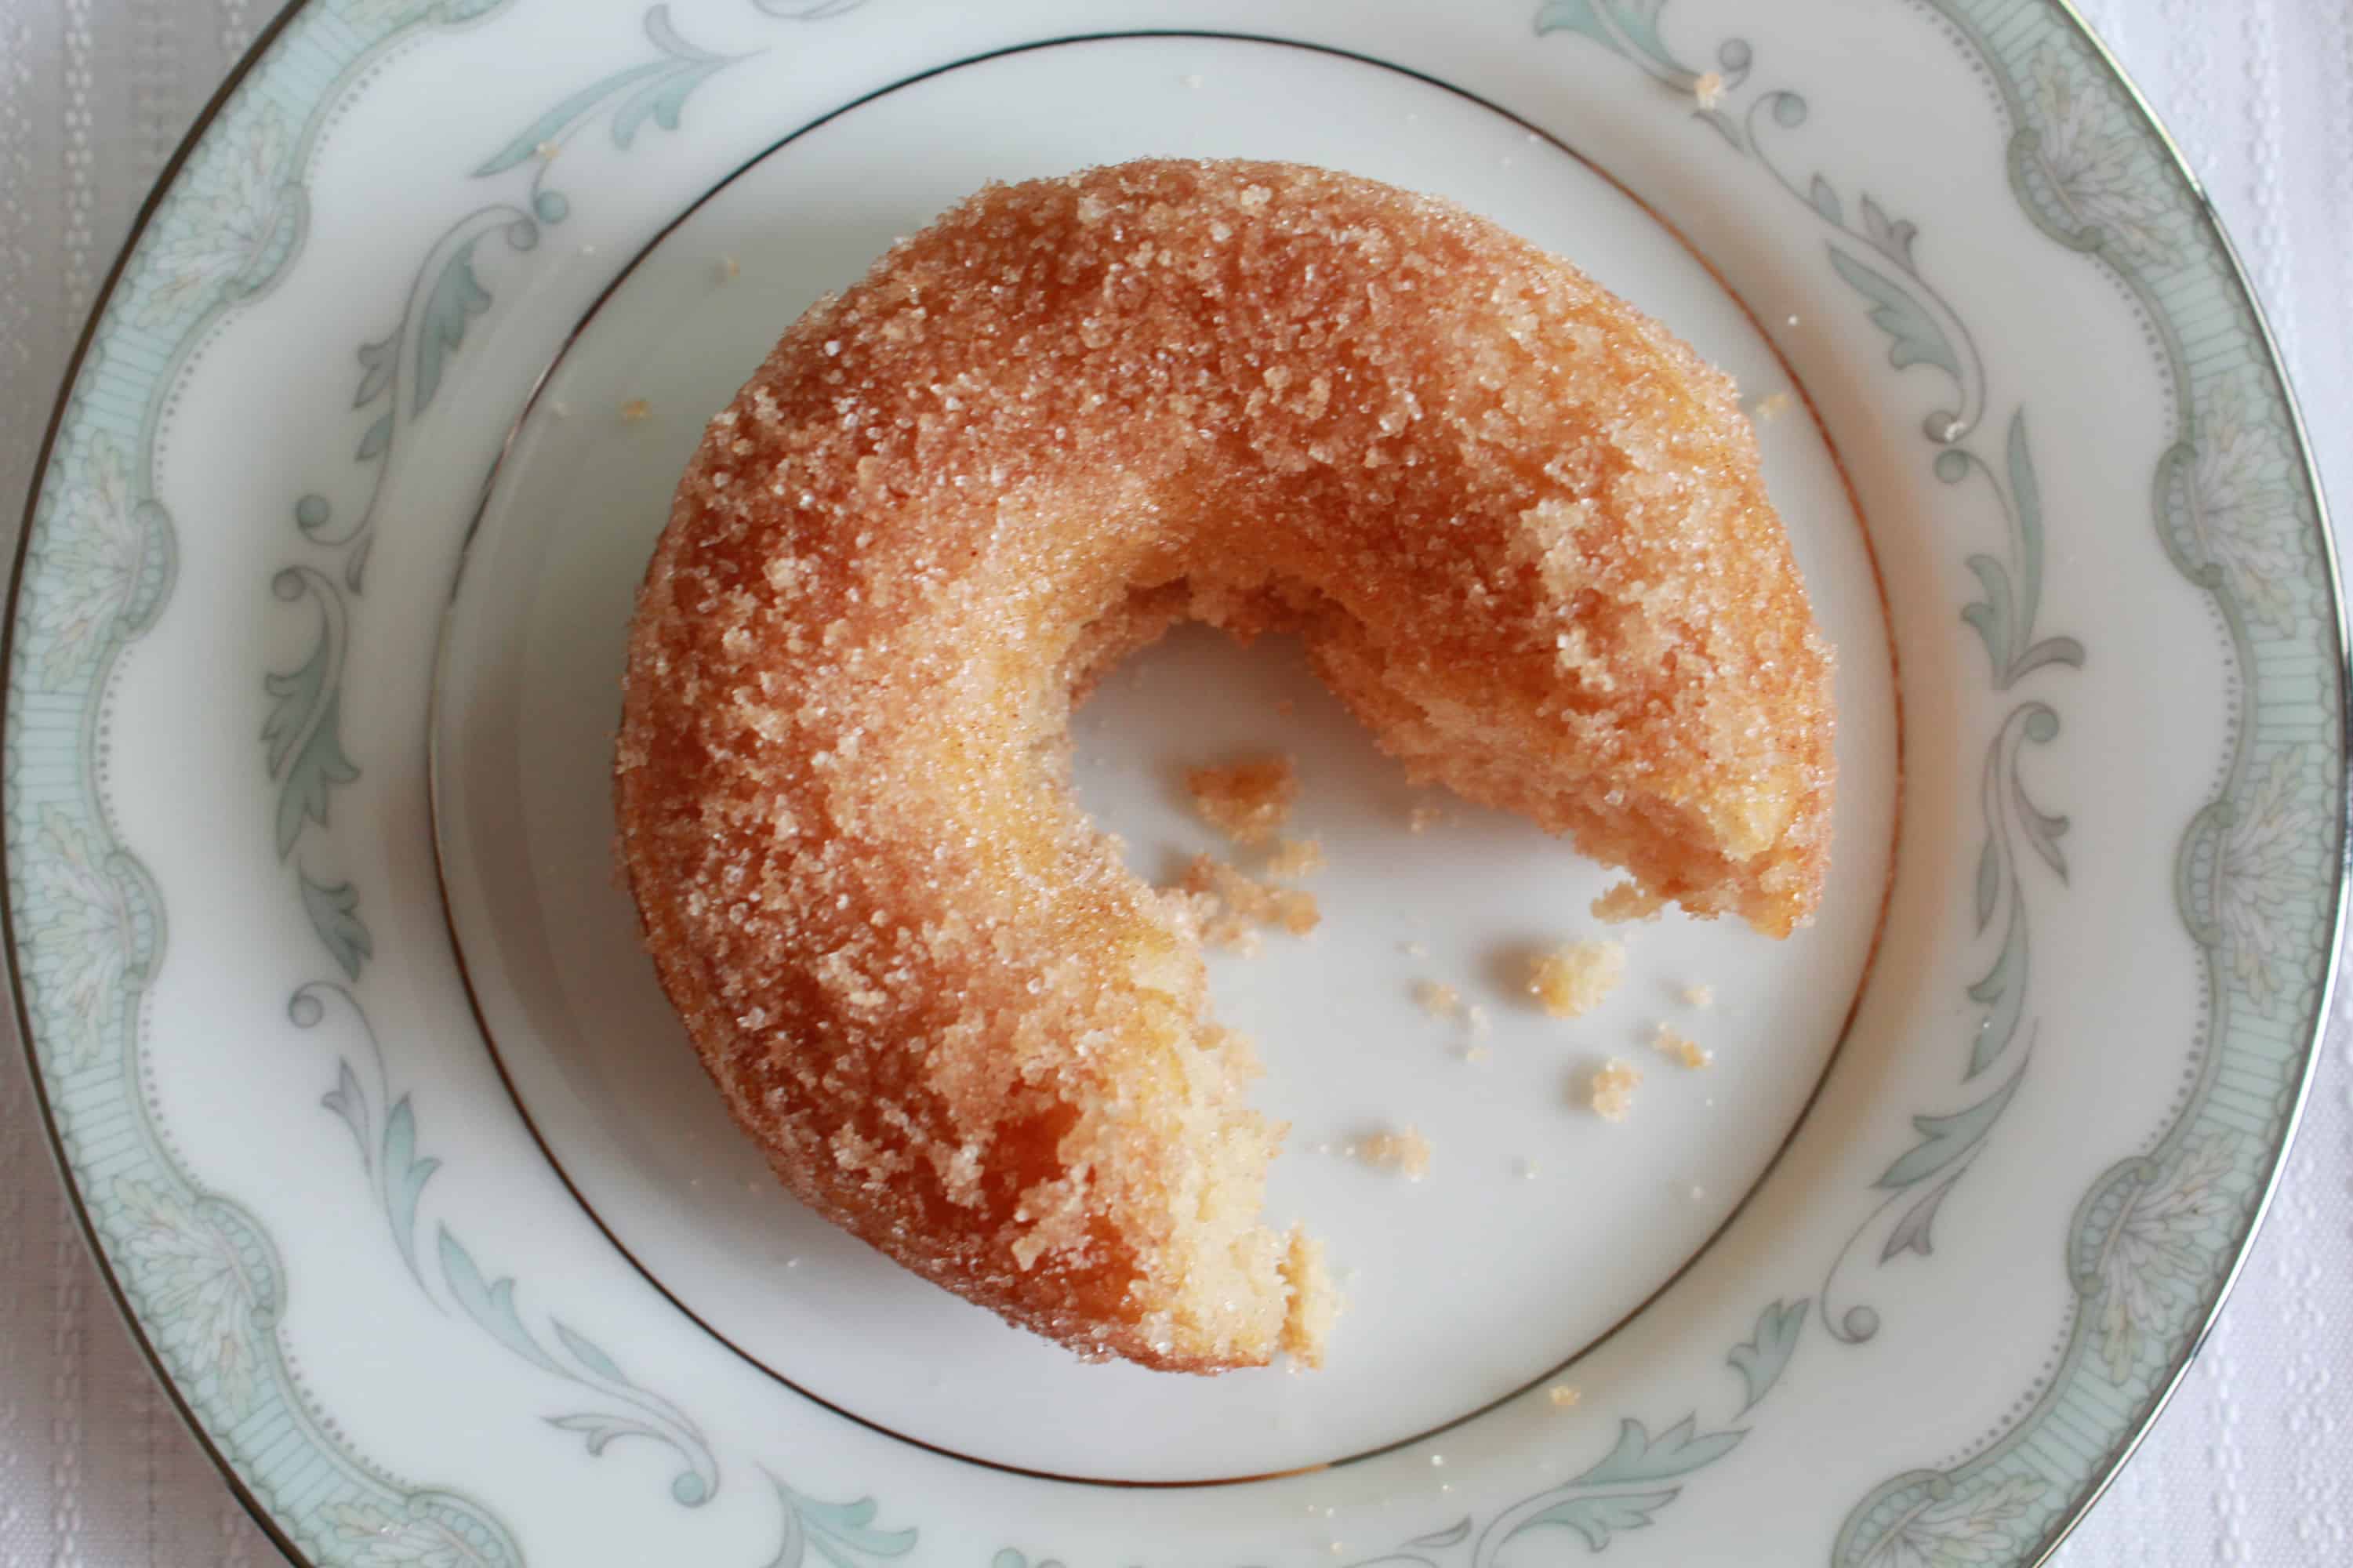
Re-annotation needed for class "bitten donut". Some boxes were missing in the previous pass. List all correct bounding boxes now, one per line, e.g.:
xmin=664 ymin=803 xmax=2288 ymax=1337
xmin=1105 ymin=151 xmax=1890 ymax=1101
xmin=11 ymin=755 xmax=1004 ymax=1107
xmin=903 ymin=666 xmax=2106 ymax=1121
xmin=615 ymin=159 xmax=1834 ymax=1372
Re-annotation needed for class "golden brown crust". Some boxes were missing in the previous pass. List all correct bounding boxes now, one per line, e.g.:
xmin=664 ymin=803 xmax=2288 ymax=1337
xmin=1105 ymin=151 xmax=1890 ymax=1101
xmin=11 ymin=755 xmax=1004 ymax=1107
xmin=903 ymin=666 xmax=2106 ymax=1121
xmin=614 ymin=159 xmax=1833 ymax=1372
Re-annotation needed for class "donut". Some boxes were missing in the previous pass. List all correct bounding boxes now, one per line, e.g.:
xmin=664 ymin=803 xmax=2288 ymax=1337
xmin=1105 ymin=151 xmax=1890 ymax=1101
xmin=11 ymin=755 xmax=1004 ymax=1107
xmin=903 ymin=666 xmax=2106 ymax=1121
xmin=615 ymin=159 xmax=1834 ymax=1372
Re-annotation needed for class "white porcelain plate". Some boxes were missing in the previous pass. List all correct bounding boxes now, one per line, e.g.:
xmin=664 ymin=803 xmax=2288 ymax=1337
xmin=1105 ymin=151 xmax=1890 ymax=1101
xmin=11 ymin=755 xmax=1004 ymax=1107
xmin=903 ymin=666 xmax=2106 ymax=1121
xmin=8 ymin=2 xmax=2343 ymax=1565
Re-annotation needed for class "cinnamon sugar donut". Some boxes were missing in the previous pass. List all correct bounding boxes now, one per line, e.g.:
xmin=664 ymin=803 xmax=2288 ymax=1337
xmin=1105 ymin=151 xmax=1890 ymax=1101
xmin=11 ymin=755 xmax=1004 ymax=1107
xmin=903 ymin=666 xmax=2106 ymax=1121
xmin=615 ymin=159 xmax=1834 ymax=1372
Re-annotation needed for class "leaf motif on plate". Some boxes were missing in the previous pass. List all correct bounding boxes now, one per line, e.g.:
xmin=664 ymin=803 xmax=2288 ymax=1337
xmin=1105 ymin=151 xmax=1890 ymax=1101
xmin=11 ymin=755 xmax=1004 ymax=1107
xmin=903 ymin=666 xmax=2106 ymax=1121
xmin=766 ymin=1477 xmax=919 ymax=1568
xmin=271 ymin=683 xmax=359 ymax=857
xmin=1505 ymin=1489 xmax=1681 ymax=1553
xmin=438 ymin=1228 xmax=566 ymax=1378
xmin=321 ymin=1055 xmax=372 ymax=1163
xmin=137 ymin=102 xmax=292 ymax=328
xmin=1569 ymin=1416 xmax=1745 ymax=1489
xmin=1533 ymin=0 xmax=1694 ymax=79
xmin=474 ymin=5 xmax=743 ymax=178
xmin=2217 ymin=746 xmax=2322 ymax=1016
xmin=31 ymin=432 xmax=151 ymax=689
xmin=1456 ymin=1298 xmax=1794 ymax=1568
xmin=24 ymin=804 xmax=137 ymax=1068
xmin=1958 ymin=702 xmax=2063 ymax=1081
xmin=1726 ymin=1299 xmax=1808 ymax=1414
xmin=295 ymin=985 xmax=444 ymax=1283
xmin=1859 ymin=1474 xmax=2048 ymax=1568
xmin=546 ymin=1410 xmax=688 ymax=1459
xmin=2166 ymin=375 xmax=2304 ymax=635
xmin=1857 ymin=194 xmax=1920 ymax=274
xmin=300 ymin=869 xmax=373 ymax=982
xmin=2093 ymin=1133 xmax=2242 ymax=1384
xmin=1827 ymin=246 xmax=1961 ymax=382
xmin=321 ymin=1499 xmax=505 ymax=1568
xmin=1960 ymin=416 xmax=2086 ymax=688
xmin=1808 ymin=173 xmax=1843 ymax=225
xmin=111 ymin=1177 xmax=260 ymax=1421
xmin=263 ymin=568 xmax=359 ymax=856
xmin=1876 ymin=1054 xmax=2028 ymax=1192
xmin=1962 ymin=892 xmax=2028 ymax=1080
xmin=412 ymin=236 xmax=496 ymax=416
xmin=2021 ymin=46 xmax=2173 ymax=265
xmin=1534 ymin=0 xmax=1627 ymax=56
xmin=263 ymin=570 xmax=374 ymax=975
xmin=434 ymin=1223 xmax=719 ymax=1504
xmin=1879 ymin=1166 xmax=1968 ymax=1264
xmin=1592 ymin=1 xmax=1682 ymax=74
xmin=378 ymin=1095 xmax=440 ymax=1284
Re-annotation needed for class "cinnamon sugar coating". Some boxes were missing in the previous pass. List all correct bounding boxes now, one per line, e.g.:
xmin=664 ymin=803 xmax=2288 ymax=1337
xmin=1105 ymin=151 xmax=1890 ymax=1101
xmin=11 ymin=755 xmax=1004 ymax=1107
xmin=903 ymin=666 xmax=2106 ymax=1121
xmin=615 ymin=160 xmax=1833 ymax=1372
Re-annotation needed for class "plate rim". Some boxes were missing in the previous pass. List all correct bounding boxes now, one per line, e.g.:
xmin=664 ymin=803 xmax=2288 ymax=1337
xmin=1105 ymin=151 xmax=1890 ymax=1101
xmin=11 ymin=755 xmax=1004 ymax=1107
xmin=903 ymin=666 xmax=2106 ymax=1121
xmin=2 ymin=2 xmax=343 ymax=1560
xmin=2 ymin=1 xmax=2343 ymax=1564
xmin=1995 ymin=9 xmax=2350 ymax=1564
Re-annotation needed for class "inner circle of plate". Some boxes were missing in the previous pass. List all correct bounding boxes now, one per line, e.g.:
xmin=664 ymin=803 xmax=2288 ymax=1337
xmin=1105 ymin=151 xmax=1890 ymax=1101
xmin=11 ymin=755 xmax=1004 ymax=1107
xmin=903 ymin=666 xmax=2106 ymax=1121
xmin=430 ymin=31 xmax=1899 ymax=1484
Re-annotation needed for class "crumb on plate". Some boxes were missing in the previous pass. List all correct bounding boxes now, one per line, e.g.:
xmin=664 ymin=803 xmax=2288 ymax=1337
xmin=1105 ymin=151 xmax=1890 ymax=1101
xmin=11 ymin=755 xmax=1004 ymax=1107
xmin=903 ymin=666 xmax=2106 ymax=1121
xmin=1412 ymin=979 xmax=1464 ymax=1020
xmin=1267 ymin=837 xmax=1325 ymax=879
xmin=1588 ymin=1058 xmax=1641 ymax=1122
xmin=1531 ymin=938 xmax=1625 ymax=1018
xmin=1186 ymin=756 xmax=1298 ymax=844
xmin=1178 ymin=855 xmax=1319 ymax=951
xmin=1354 ymin=1126 xmax=1432 ymax=1180
xmin=1653 ymin=1023 xmax=1712 ymax=1070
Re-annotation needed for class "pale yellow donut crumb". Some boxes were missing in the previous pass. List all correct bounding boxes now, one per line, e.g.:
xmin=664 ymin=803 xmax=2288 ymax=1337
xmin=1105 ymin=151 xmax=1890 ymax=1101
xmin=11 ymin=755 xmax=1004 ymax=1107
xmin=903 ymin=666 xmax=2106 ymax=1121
xmin=1180 ymin=856 xmax=1320 ymax=951
xmin=1653 ymin=1023 xmax=1713 ymax=1070
xmin=1187 ymin=757 xmax=1298 ymax=845
xmin=1412 ymin=979 xmax=1464 ymax=1020
xmin=1531 ymin=939 xmax=1626 ymax=1018
xmin=1589 ymin=1058 xmax=1642 ymax=1121
xmin=1354 ymin=1127 xmax=1432 ymax=1180
xmin=1266 ymin=837 xmax=1325 ymax=879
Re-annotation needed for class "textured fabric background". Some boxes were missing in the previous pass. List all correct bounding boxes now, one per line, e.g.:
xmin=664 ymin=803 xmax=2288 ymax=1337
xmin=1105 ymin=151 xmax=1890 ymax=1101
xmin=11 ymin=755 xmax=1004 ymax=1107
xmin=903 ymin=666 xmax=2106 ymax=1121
xmin=0 ymin=2 xmax=2344 ymax=1563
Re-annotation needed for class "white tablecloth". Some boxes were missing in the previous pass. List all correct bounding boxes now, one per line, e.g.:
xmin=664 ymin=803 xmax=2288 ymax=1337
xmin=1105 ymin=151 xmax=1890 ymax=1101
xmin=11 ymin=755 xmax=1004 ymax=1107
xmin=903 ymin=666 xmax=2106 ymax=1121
xmin=0 ymin=2 xmax=2344 ymax=1563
